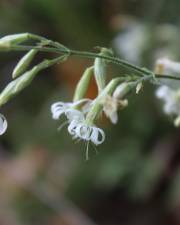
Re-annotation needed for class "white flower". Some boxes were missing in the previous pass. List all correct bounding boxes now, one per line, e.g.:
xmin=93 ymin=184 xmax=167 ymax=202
xmin=155 ymin=58 xmax=180 ymax=89
xmin=100 ymin=83 xmax=130 ymax=124
xmin=156 ymin=85 xmax=180 ymax=115
xmin=101 ymin=95 xmax=128 ymax=124
xmin=51 ymin=99 xmax=105 ymax=146
xmin=0 ymin=114 xmax=8 ymax=135
xmin=67 ymin=115 xmax=105 ymax=145
xmin=51 ymin=99 xmax=90 ymax=120
xmin=113 ymin=21 xmax=148 ymax=65
xmin=155 ymin=58 xmax=180 ymax=74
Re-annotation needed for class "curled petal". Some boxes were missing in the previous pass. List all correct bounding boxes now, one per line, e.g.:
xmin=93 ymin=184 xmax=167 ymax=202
xmin=52 ymin=109 xmax=64 ymax=120
xmin=76 ymin=124 xmax=92 ymax=140
xmin=51 ymin=102 xmax=67 ymax=120
xmin=0 ymin=114 xmax=7 ymax=135
xmin=51 ymin=100 xmax=89 ymax=121
xmin=68 ymin=120 xmax=79 ymax=135
xmin=51 ymin=102 xmax=65 ymax=111
xmin=91 ymin=127 xmax=105 ymax=145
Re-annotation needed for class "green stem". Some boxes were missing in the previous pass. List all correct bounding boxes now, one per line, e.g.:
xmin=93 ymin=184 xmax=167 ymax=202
xmin=156 ymin=74 xmax=180 ymax=81
xmin=7 ymin=45 xmax=150 ymax=76
xmin=2 ymin=44 xmax=180 ymax=81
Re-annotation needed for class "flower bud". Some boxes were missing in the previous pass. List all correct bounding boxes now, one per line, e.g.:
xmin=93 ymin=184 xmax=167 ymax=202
xmin=0 ymin=65 xmax=41 ymax=106
xmin=0 ymin=33 xmax=30 ymax=46
xmin=73 ymin=66 xmax=94 ymax=101
xmin=12 ymin=49 xmax=38 ymax=78
xmin=94 ymin=48 xmax=113 ymax=93
xmin=136 ymin=82 xmax=143 ymax=94
xmin=113 ymin=82 xmax=132 ymax=99
xmin=0 ymin=33 xmax=30 ymax=51
xmin=0 ymin=55 xmax=68 ymax=106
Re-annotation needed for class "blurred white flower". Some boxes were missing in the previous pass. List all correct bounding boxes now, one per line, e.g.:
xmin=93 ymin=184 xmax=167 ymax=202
xmin=156 ymin=85 xmax=180 ymax=125
xmin=0 ymin=114 xmax=7 ymax=135
xmin=153 ymin=24 xmax=179 ymax=61
xmin=113 ymin=22 xmax=148 ymax=65
xmin=155 ymin=57 xmax=180 ymax=89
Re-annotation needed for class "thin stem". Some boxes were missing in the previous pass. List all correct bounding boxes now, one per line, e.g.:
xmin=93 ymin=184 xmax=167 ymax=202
xmin=70 ymin=50 xmax=149 ymax=76
xmin=156 ymin=74 xmax=180 ymax=81
xmin=5 ymin=45 xmax=63 ymax=54
xmin=2 ymin=44 xmax=180 ymax=82
xmin=6 ymin=45 xmax=151 ymax=76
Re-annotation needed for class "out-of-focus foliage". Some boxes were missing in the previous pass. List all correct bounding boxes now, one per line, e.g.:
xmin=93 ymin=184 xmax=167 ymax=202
xmin=0 ymin=0 xmax=180 ymax=225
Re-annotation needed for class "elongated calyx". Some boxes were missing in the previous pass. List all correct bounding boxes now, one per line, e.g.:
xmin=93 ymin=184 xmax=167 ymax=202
xmin=13 ymin=49 xmax=38 ymax=78
xmin=0 ymin=65 xmax=41 ymax=106
xmin=94 ymin=48 xmax=113 ymax=93
xmin=73 ymin=66 xmax=94 ymax=101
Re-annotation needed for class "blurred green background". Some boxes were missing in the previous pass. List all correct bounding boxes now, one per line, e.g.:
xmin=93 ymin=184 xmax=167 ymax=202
xmin=0 ymin=0 xmax=180 ymax=225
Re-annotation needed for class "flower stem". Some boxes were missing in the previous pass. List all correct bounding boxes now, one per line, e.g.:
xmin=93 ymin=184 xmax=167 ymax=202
xmin=2 ymin=43 xmax=180 ymax=82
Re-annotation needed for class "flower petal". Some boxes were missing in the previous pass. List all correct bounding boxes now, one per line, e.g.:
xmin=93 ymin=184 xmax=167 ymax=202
xmin=51 ymin=102 xmax=67 ymax=120
xmin=91 ymin=127 xmax=105 ymax=145
xmin=0 ymin=114 xmax=7 ymax=135
xmin=110 ymin=111 xmax=118 ymax=124
xmin=68 ymin=120 xmax=79 ymax=135
xmin=51 ymin=102 xmax=65 ymax=111
xmin=76 ymin=124 xmax=92 ymax=140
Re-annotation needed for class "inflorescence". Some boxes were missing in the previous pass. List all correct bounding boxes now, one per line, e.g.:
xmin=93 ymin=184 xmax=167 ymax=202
xmin=0 ymin=33 xmax=179 ymax=157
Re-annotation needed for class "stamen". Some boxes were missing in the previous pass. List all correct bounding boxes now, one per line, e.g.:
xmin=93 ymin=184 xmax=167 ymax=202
xmin=85 ymin=141 xmax=90 ymax=161
xmin=57 ymin=120 xmax=69 ymax=131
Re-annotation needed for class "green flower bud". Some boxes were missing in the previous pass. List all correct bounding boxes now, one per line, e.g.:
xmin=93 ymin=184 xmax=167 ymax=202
xmin=0 ymin=33 xmax=30 ymax=45
xmin=136 ymin=82 xmax=143 ymax=94
xmin=0 ymin=33 xmax=30 ymax=51
xmin=0 ymin=65 xmax=41 ymax=106
xmin=94 ymin=48 xmax=113 ymax=93
xmin=0 ymin=55 xmax=68 ymax=106
xmin=12 ymin=49 xmax=38 ymax=78
xmin=73 ymin=66 xmax=94 ymax=101
xmin=113 ymin=82 xmax=132 ymax=99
